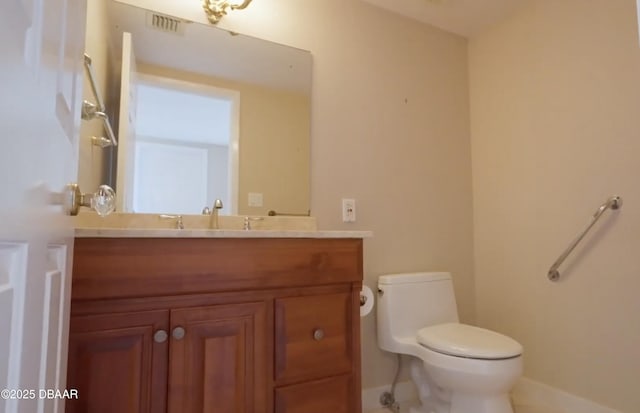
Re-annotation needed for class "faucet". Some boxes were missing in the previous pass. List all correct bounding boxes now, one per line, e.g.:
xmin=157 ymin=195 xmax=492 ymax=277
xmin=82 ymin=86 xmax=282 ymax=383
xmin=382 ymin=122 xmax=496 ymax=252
xmin=209 ymin=199 xmax=223 ymax=229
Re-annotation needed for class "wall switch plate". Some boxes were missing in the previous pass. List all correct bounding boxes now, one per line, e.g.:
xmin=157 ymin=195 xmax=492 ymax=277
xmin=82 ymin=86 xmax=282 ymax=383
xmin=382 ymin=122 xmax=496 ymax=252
xmin=342 ymin=198 xmax=356 ymax=222
xmin=248 ymin=192 xmax=263 ymax=207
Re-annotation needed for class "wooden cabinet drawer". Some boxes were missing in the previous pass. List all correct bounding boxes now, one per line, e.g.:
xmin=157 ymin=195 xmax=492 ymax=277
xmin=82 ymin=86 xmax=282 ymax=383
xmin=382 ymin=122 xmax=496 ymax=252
xmin=274 ymin=375 xmax=352 ymax=413
xmin=275 ymin=292 xmax=352 ymax=383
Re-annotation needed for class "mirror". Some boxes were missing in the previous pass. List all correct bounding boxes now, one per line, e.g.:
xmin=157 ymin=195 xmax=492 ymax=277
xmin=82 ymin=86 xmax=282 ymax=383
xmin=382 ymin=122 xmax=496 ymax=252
xmin=83 ymin=0 xmax=311 ymax=216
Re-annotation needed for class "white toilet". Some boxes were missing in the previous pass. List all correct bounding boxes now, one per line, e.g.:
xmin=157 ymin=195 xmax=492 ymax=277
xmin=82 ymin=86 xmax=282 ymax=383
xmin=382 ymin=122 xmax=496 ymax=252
xmin=377 ymin=272 xmax=523 ymax=413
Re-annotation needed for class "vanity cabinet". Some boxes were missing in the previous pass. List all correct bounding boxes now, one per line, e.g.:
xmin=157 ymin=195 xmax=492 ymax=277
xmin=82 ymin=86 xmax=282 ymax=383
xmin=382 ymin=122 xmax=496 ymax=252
xmin=66 ymin=237 xmax=363 ymax=413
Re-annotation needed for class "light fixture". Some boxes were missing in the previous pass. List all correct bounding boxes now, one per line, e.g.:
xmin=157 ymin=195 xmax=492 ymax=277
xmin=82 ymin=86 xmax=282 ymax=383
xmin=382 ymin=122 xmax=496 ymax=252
xmin=202 ymin=0 xmax=253 ymax=24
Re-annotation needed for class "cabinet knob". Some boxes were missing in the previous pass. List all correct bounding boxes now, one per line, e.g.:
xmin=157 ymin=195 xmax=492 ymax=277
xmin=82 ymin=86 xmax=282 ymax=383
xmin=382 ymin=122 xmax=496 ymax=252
xmin=153 ymin=330 xmax=168 ymax=343
xmin=312 ymin=328 xmax=325 ymax=341
xmin=172 ymin=326 xmax=186 ymax=340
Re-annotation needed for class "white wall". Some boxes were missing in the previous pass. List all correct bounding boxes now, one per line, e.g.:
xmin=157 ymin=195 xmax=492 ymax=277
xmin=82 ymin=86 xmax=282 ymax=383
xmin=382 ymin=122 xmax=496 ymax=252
xmin=207 ymin=144 xmax=229 ymax=212
xmin=469 ymin=1 xmax=640 ymax=411
xmin=120 ymin=0 xmax=476 ymax=389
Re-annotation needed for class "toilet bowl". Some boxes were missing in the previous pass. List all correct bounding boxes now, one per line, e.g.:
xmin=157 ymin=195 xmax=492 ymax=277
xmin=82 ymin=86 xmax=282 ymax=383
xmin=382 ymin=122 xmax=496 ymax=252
xmin=377 ymin=272 xmax=523 ymax=413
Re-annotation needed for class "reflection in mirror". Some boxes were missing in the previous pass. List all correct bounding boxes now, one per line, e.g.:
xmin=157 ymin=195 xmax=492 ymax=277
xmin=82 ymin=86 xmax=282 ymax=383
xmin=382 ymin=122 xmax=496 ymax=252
xmin=83 ymin=0 xmax=312 ymax=216
xmin=130 ymin=74 xmax=240 ymax=214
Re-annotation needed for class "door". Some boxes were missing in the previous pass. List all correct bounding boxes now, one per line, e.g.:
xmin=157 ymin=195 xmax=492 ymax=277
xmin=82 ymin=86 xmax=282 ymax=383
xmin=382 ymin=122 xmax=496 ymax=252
xmin=0 ymin=0 xmax=86 ymax=412
xmin=115 ymin=31 xmax=138 ymax=212
xmin=168 ymin=303 xmax=268 ymax=413
xmin=66 ymin=310 xmax=169 ymax=413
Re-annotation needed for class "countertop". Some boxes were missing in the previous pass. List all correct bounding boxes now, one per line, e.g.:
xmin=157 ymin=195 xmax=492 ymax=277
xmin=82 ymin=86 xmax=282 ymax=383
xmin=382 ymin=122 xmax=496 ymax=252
xmin=75 ymin=228 xmax=373 ymax=239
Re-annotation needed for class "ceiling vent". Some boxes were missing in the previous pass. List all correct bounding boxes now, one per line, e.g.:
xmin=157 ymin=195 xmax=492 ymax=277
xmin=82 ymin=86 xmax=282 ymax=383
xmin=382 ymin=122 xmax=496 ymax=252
xmin=146 ymin=12 xmax=186 ymax=35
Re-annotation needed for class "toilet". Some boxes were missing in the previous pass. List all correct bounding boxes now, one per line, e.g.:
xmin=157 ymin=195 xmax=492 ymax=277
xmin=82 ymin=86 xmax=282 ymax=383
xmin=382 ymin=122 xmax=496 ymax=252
xmin=377 ymin=272 xmax=523 ymax=413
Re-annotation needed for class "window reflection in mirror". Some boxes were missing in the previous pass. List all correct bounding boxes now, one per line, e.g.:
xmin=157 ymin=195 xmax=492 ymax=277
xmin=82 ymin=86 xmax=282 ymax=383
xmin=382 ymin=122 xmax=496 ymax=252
xmin=131 ymin=76 xmax=238 ymax=215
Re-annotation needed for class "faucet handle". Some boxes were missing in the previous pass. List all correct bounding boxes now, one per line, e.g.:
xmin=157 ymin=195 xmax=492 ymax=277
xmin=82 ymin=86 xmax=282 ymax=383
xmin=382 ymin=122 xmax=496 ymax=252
xmin=160 ymin=214 xmax=184 ymax=229
xmin=202 ymin=206 xmax=211 ymax=215
xmin=243 ymin=216 xmax=264 ymax=230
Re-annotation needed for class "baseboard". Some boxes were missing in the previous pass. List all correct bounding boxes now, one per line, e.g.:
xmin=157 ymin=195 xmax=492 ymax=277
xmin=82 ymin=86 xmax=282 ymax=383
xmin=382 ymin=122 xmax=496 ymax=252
xmin=362 ymin=380 xmax=417 ymax=412
xmin=512 ymin=377 xmax=622 ymax=413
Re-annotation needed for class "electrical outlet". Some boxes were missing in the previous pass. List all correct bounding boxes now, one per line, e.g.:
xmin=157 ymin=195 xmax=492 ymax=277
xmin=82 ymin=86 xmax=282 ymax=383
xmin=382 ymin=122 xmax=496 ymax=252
xmin=248 ymin=192 xmax=263 ymax=207
xmin=342 ymin=198 xmax=356 ymax=222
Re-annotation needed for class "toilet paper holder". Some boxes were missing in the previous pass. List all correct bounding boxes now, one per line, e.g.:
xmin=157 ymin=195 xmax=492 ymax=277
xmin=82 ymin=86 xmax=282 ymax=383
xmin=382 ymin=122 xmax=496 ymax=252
xmin=359 ymin=286 xmax=375 ymax=317
xmin=360 ymin=294 xmax=367 ymax=306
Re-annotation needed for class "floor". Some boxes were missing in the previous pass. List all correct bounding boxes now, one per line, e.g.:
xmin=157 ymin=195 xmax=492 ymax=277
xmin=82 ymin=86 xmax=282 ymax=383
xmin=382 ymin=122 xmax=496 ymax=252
xmin=366 ymin=401 xmax=563 ymax=413
xmin=514 ymin=405 xmax=563 ymax=413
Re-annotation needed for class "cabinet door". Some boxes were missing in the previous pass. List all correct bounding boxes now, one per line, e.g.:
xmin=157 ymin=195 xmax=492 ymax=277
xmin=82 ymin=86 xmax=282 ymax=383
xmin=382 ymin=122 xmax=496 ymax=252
xmin=168 ymin=302 xmax=268 ymax=413
xmin=66 ymin=310 xmax=169 ymax=413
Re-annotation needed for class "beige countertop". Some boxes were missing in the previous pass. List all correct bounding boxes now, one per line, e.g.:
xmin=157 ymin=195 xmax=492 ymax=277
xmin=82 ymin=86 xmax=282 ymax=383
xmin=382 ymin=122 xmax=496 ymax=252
xmin=75 ymin=228 xmax=372 ymax=238
xmin=73 ymin=212 xmax=372 ymax=238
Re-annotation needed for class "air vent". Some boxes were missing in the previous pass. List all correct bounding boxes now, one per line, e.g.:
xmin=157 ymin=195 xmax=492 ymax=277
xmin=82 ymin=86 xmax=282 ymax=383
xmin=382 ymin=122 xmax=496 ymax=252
xmin=146 ymin=12 xmax=185 ymax=35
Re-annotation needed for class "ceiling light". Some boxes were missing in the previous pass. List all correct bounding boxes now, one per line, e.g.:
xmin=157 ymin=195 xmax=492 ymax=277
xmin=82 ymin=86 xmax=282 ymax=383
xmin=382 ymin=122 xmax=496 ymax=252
xmin=202 ymin=0 xmax=252 ymax=24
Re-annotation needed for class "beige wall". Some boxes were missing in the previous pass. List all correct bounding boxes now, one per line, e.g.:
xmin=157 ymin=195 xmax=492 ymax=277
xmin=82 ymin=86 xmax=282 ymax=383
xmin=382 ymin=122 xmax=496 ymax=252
xmin=469 ymin=1 xmax=640 ymax=411
xmin=136 ymin=63 xmax=310 ymax=216
xmin=123 ymin=0 xmax=476 ymax=388
xmin=237 ymin=81 xmax=310 ymax=216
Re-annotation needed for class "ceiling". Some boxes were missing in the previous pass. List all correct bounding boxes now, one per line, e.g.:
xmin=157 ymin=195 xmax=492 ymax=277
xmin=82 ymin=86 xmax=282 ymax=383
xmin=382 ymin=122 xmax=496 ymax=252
xmin=106 ymin=1 xmax=312 ymax=94
xmin=361 ymin=0 xmax=528 ymax=37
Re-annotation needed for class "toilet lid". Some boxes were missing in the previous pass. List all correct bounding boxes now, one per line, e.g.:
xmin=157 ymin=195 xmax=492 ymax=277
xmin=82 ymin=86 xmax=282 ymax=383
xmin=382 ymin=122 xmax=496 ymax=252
xmin=417 ymin=323 xmax=522 ymax=360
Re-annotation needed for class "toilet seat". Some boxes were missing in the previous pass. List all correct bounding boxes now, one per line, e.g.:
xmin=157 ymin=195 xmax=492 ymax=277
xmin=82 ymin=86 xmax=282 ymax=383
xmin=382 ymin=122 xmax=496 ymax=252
xmin=417 ymin=323 xmax=522 ymax=360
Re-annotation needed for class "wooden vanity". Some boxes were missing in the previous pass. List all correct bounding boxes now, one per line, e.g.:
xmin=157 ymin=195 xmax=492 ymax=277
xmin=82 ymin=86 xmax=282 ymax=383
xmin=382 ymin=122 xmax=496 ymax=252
xmin=66 ymin=235 xmax=364 ymax=413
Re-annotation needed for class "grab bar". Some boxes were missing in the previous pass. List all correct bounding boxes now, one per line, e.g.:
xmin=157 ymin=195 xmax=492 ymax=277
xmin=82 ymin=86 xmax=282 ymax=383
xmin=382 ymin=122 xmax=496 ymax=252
xmin=548 ymin=196 xmax=622 ymax=281
xmin=81 ymin=53 xmax=118 ymax=147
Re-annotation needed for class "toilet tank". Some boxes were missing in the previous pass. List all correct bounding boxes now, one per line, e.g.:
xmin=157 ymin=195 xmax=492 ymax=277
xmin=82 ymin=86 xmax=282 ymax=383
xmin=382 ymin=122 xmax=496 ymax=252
xmin=377 ymin=272 xmax=459 ymax=352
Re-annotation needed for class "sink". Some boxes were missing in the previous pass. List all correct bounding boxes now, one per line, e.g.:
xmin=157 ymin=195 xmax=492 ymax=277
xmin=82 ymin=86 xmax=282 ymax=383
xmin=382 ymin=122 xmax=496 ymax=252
xmin=74 ymin=212 xmax=317 ymax=231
